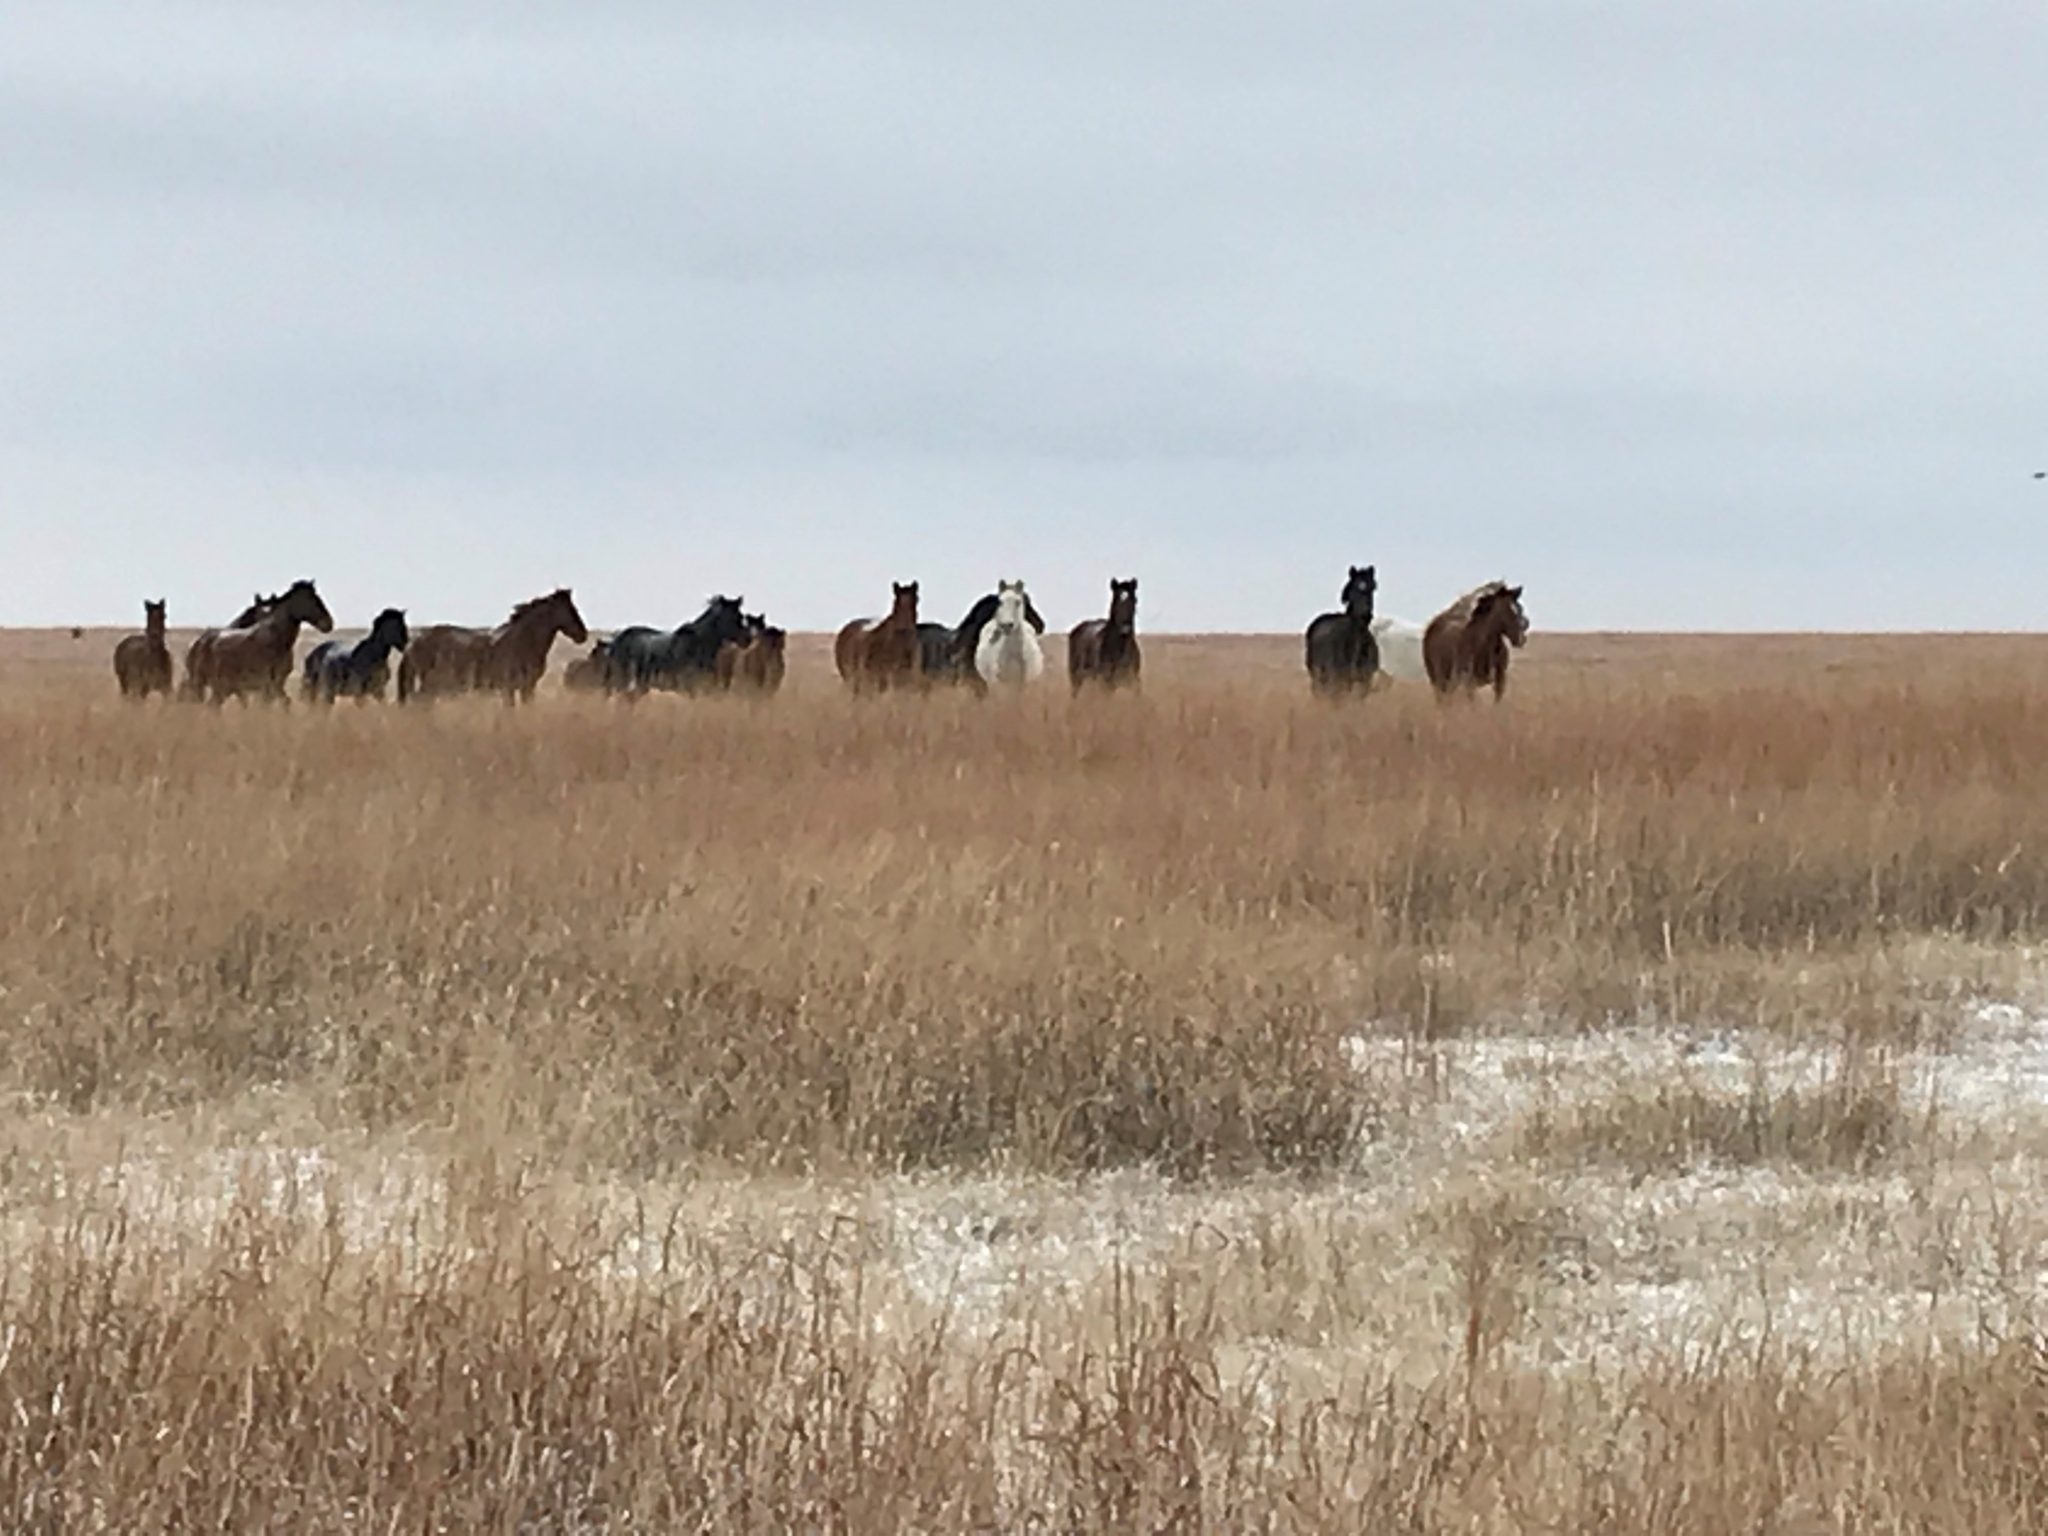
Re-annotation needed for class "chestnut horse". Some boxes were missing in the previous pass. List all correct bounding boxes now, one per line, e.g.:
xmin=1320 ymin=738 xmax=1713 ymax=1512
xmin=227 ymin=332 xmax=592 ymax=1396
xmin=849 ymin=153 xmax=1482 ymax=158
xmin=835 ymin=581 xmax=925 ymax=696
xmin=1423 ymin=582 xmax=1530 ymax=702
xmin=1068 ymin=578 xmax=1140 ymax=692
xmin=715 ymin=615 xmax=787 ymax=695
xmin=399 ymin=588 xmax=589 ymax=703
xmin=835 ymin=582 xmax=921 ymax=693
xmin=1304 ymin=565 xmax=1380 ymax=697
xmin=183 ymin=580 xmax=335 ymax=704
xmin=113 ymin=599 xmax=174 ymax=700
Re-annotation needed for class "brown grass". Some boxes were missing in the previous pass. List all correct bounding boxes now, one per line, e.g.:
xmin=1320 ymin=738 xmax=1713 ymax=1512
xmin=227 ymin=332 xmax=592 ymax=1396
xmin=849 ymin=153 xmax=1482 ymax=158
xmin=3 ymin=628 xmax=2048 ymax=1525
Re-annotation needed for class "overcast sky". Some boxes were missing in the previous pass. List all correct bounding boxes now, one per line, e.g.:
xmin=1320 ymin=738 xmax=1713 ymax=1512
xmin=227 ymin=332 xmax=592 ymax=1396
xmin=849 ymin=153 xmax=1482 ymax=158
xmin=6 ymin=3 xmax=2045 ymax=632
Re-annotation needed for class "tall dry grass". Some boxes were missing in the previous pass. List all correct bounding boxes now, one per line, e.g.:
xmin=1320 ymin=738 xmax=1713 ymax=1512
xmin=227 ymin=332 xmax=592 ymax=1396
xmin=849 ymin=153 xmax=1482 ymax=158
xmin=5 ymin=1183 xmax=2048 ymax=1531
xmin=4 ymin=636 xmax=2048 ymax=1527
xmin=2 ymin=651 xmax=2045 ymax=1174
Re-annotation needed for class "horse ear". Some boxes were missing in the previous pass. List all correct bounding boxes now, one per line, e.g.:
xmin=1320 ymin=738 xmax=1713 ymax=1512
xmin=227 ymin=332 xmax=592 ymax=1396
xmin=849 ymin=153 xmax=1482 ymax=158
xmin=1507 ymin=585 xmax=1523 ymax=600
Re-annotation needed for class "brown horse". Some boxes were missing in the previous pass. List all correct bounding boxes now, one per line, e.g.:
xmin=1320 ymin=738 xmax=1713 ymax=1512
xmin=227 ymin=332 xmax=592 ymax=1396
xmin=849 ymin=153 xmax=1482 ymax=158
xmin=1068 ymin=578 xmax=1141 ymax=692
xmin=562 ymin=639 xmax=613 ymax=694
xmin=835 ymin=582 xmax=921 ymax=693
xmin=399 ymin=588 xmax=589 ymax=703
xmin=1423 ymin=582 xmax=1530 ymax=702
xmin=183 ymin=580 xmax=335 ymax=704
xmin=716 ymin=620 xmax=787 ymax=695
xmin=113 ymin=600 xmax=174 ymax=700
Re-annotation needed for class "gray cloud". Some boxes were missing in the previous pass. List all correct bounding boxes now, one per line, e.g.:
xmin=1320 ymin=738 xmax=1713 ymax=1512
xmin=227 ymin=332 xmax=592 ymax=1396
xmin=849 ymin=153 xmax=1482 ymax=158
xmin=7 ymin=2 xmax=2046 ymax=631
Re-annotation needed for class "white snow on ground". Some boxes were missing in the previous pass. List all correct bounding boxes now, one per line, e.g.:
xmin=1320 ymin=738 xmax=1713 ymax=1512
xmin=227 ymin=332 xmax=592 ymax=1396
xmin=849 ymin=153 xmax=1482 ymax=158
xmin=14 ymin=978 xmax=2048 ymax=1381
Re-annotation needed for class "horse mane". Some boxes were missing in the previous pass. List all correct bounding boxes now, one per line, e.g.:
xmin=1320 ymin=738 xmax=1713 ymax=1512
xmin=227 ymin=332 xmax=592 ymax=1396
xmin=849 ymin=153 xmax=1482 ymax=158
xmin=1443 ymin=581 xmax=1512 ymax=625
xmin=506 ymin=589 xmax=569 ymax=626
xmin=954 ymin=593 xmax=1000 ymax=633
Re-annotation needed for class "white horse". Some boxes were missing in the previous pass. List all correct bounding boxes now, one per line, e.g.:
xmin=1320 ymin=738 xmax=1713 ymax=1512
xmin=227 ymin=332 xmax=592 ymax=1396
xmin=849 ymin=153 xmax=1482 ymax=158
xmin=1369 ymin=615 xmax=1427 ymax=683
xmin=974 ymin=580 xmax=1045 ymax=690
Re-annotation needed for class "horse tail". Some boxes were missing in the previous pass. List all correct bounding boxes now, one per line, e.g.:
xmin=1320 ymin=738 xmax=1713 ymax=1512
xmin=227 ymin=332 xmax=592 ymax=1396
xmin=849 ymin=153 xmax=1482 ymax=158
xmin=397 ymin=651 xmax=417 ymax=703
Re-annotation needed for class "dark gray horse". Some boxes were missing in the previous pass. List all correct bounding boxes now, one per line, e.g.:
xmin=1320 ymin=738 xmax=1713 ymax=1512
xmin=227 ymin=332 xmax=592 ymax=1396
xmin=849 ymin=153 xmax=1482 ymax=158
xmin=605 ymin=596 xmax=751 ymax=694
xmin=1305 ymin=565 xmax=1380 ymax=697
xmin=303 ymin=608 xmax=410 ymax=703
xmin=919 ymin=590 xmax=1046 ymax=691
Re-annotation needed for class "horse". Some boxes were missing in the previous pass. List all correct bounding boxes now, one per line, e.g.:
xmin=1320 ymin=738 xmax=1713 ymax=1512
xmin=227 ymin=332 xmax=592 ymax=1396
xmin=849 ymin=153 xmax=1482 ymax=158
xmin=113 ymin=600 xmax=174 ymax=700
xmin=229 ymin=592 xmax=279 ymax=628
xmin=183 ymin=579 xmax=335 ymax=704
xmin=919 ymin=589 xmax=1047 ymax=691
xmin=1068 ymin=578 xmax=1140 ymax=692
xmin=974 ymin=580 xmax=1046 ymax=690
xmin=399 ymin=588 xmax=589 ymax=703
xmin=1423 ymin=582 xmax=1530 ymax=702
xmin=1304 ymin=565 xmax=1381 ymax=697
xmin=835 ymin=581 xmax=922 ymax=693
xmin=562 ymin=640 xmax=614 ymax=694
xmin=604 ymin=596 xmax=750 ymax=695
xmin=1368 ymin=616 xmax=1427 ymax=683
xmin=716 ymin=616 xmax=787 ymax=695
xmin=303 ymin=608 xmax=409 ymax=703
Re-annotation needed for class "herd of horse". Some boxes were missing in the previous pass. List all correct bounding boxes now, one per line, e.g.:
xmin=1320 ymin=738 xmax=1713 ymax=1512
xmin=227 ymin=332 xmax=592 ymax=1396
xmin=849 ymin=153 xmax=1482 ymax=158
xmin=108 ymin=569 xmax=1530 ymax=704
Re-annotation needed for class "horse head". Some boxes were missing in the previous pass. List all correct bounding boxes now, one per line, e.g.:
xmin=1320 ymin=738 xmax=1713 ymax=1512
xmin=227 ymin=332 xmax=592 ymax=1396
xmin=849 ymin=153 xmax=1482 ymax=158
xmin=1109 ymin=579 xmax=1138 ymax=629
xmin=232 ymin=591 xmax=281 ymax=628
xmin=279 ymin=580 xmax=336 ymax=634
xmin=1488 ymin=584 xmax=1529 ymax=647
xmin=372 ymin=608 xmax=411 ymax=649
xmin=1342 ymin=565 xmax=1377 ymax=621
xmin=888 ymin=581 xmax=920 ymax=626
xmin=547 ymin=588 xmax=591 ymax=644
xmin=144 ymin=600 xmax=167 ymax=635
xmin=991 ymin=580 xmax=1031 ymax=634
xmin=695 ymin=594 xmax=748 ymax=644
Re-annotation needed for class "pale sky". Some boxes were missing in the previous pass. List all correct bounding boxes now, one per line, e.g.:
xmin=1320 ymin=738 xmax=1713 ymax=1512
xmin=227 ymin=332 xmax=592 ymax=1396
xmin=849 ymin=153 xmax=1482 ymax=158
xmin=6 ymin=3 xmax=2045 ymax=632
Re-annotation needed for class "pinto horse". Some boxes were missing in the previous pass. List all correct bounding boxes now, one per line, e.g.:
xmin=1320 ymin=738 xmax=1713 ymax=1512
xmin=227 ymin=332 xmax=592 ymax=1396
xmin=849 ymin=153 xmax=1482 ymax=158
xmin=1068 ymin=578 xmax=1140 ymax=692
xmin=399 ymin=588 xmax=589 ymax=703
xmin=918 ymin=589 xmax=1046 ymax=692
xmin=605 ymin=596 xmax=751 ymax=695
xmin=183 ymin=580 xmax=335 ymax=704
xmin=836 ymin=581 xmax=922 ymax=693
xmin=974 ymin=580 xmax=1045 ymax=690
xmin=1304 ymin=565 xmax=1380 ymax=698
xmin=303 ymin=608 xmax=409 ymax=703
xmin=1423 ymin=582 xmax=1529 ymax=702
xmin=113 ymin=600 xmax=174 ymax=700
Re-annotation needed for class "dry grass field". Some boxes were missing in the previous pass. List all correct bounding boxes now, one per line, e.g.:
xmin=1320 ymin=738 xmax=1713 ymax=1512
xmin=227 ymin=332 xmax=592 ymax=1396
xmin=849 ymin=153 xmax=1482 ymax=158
xmin=5 ymin=624 xmax=2048 ymax=1529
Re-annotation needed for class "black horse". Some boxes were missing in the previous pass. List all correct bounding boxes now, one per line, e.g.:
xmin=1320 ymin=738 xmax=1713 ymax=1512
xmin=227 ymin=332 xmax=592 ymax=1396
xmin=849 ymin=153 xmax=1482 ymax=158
xmin=1305 ymin=565 xmax=1380 ymax=697
xmin=606 ymin=596 xmax=751 ymax=694
xmin=303 ymin=608 xmax=410 ymax=703
xmin=918 ymin=590 xmax=1047 ymax=690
